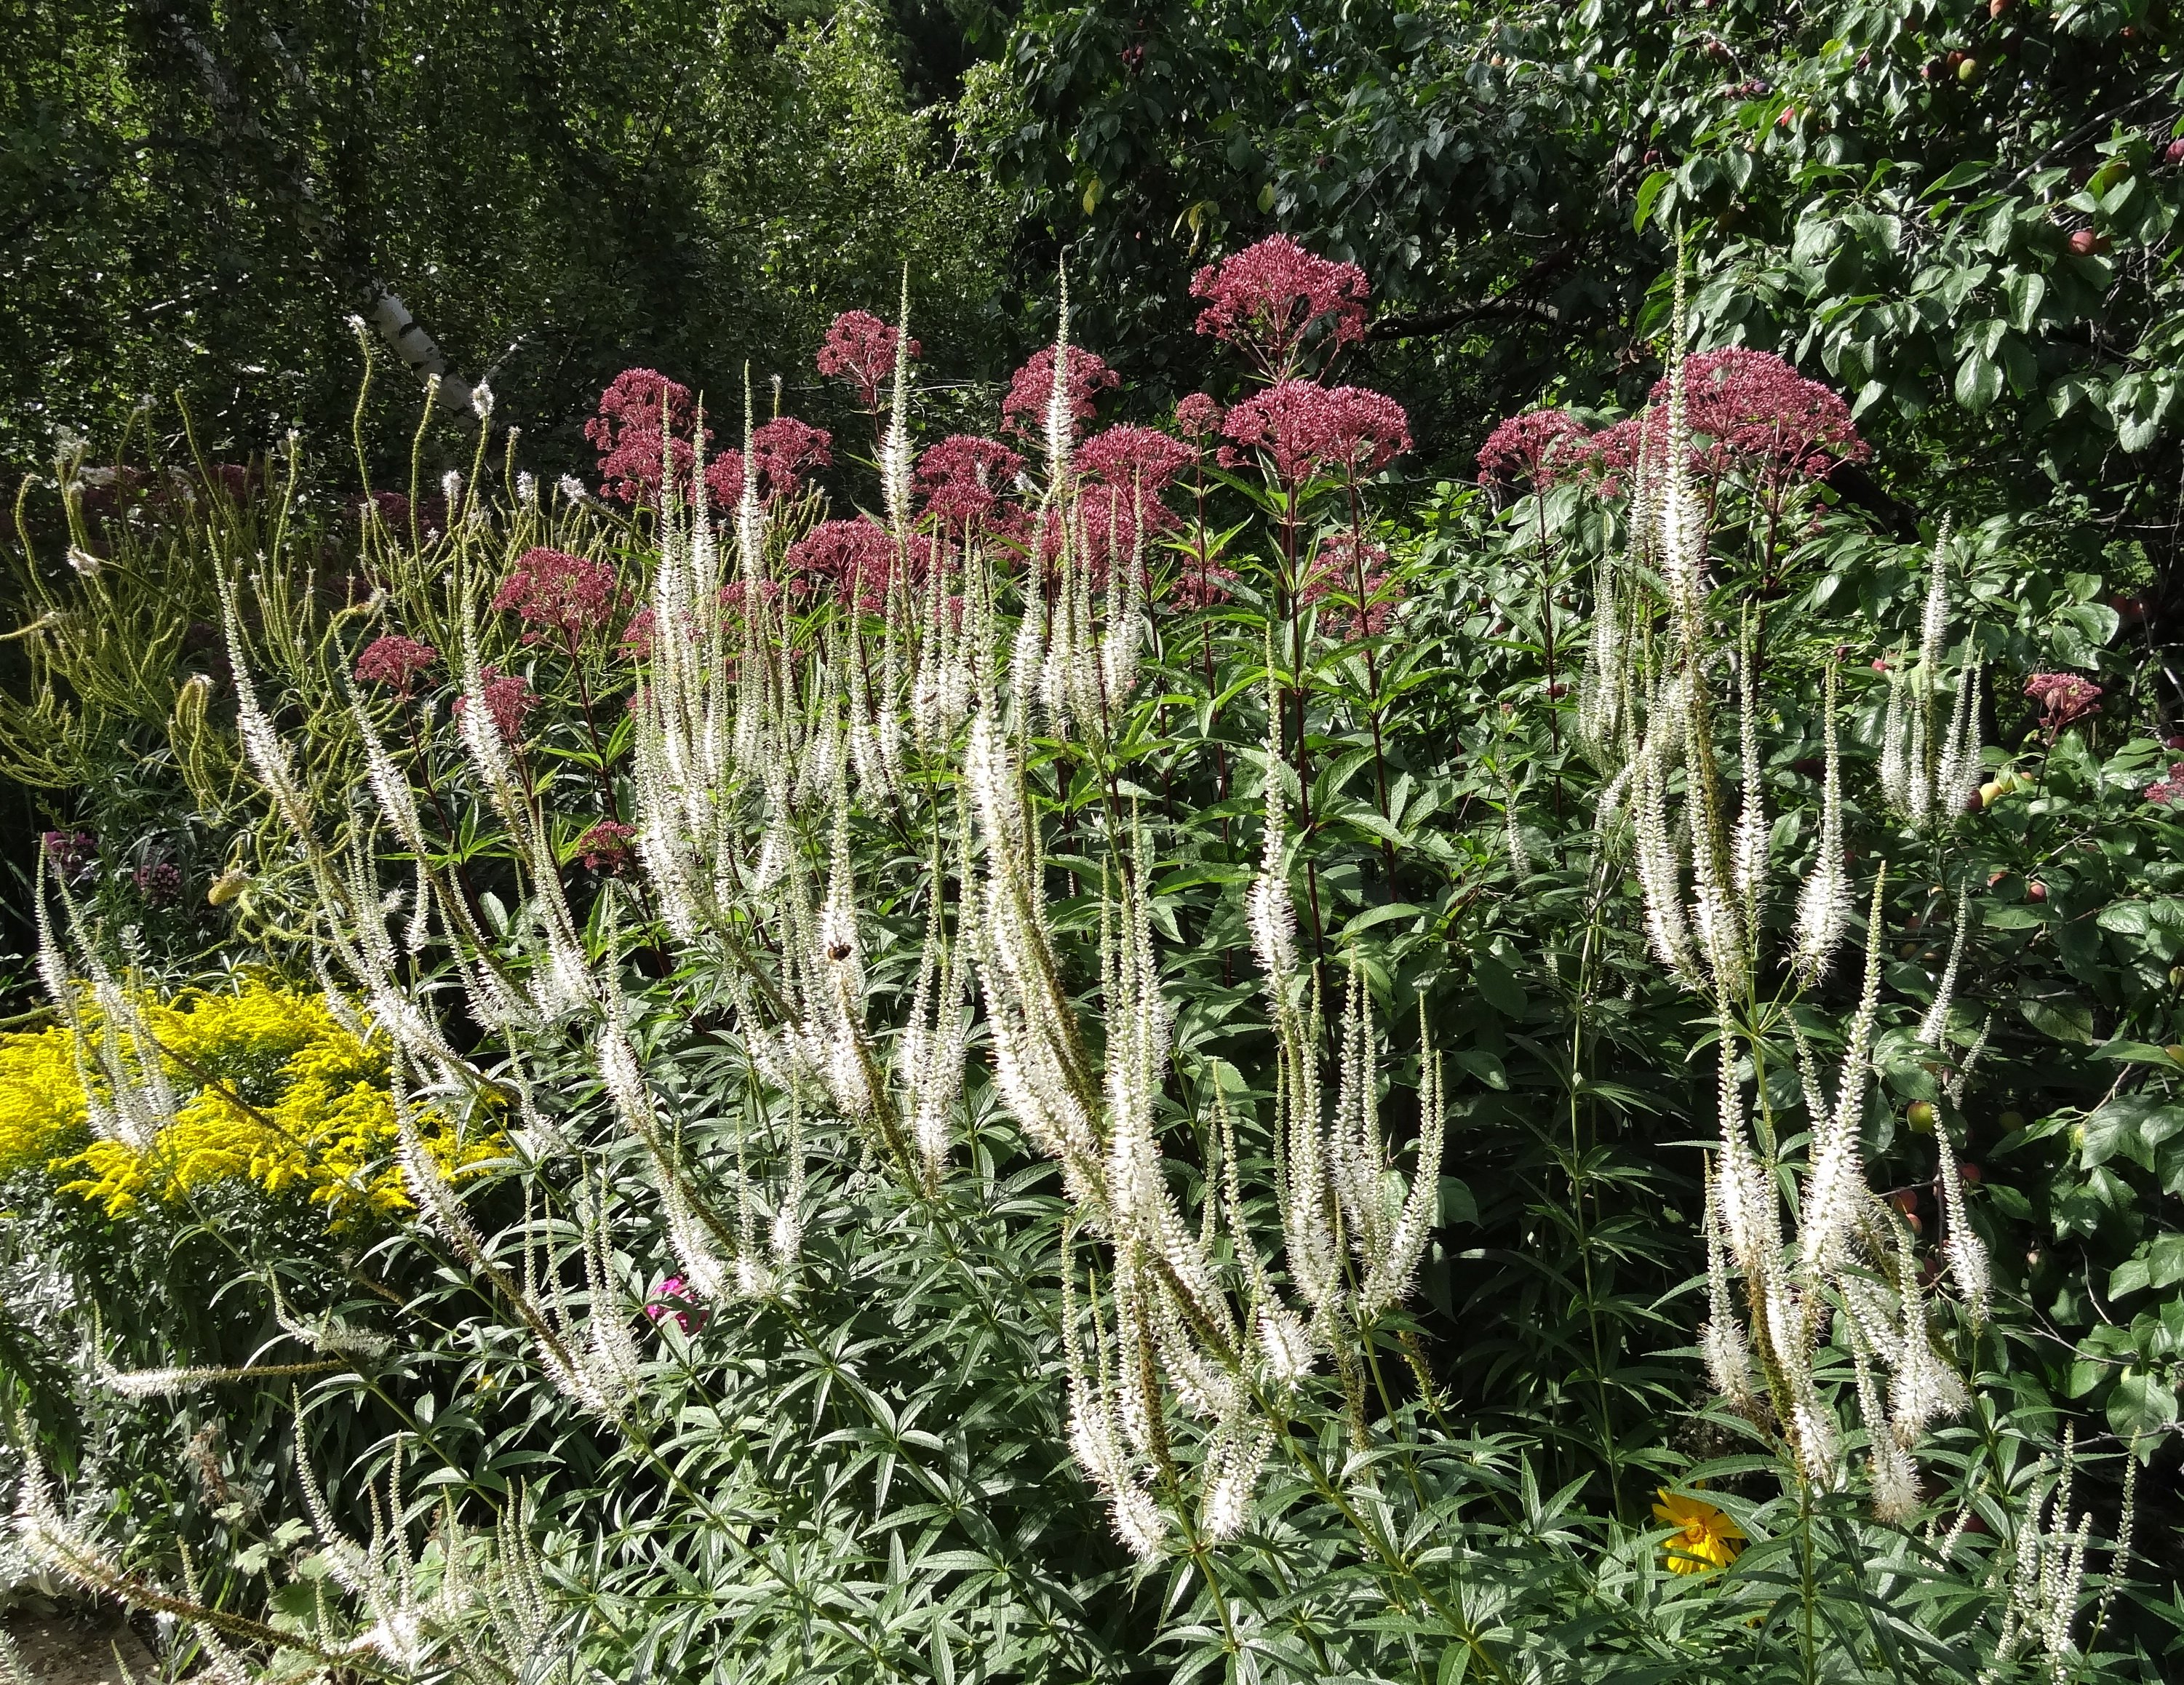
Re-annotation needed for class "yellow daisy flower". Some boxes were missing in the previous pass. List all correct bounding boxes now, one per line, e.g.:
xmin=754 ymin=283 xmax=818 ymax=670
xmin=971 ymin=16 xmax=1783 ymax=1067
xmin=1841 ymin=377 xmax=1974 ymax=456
xmin=1653 ymin=1489 xmax=1745 ymax=1575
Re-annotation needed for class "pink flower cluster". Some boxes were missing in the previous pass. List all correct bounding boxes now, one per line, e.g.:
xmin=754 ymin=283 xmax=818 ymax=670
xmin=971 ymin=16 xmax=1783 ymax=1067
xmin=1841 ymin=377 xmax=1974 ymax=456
xmin=1478 ymin=350 xmax=1868 ymax=502
xmin=917 ymin=434 xmax=1026 ymax=533
xmin=354 ymin=634 xmax=439 ymax=693
xmin=787 ymin=517 xmax=903 ymax=609
xmin=818 ymin=311 xmax=920 ymax=411
xmin=1302 ymin=532 xmax=1404 ymax=640
xmin=577 ymin=819 xmax=635 ymax=872
xmin=2145 ymin=762 xmax=2184 ymax=806
xmin=1077 ymin=424 xmax=1196 ymax=495
xmin=456 ymin=667 xmax=540 ymax=741
xmin=1175 ymin=393 xmax=1224 ymax=440
xmin=1654 ymin=348 xmax=1870 ymax=482
xmin=493 ymin=549 xmax=624 ymax=644
xmin=2025 ymin=671 xmax=2103 ymax=734
xmin=1477 ymin=410 xmax=1593 ymax=490
xmin=588 ymin=369 xmax=709 ymax=506
xmin=703 ymin=417 xmax=834 ymax=509
xmin=645 ymin=1275 xmax=707 ymax=1334
xmin=1000 ymin=346 xmax=1121 ymax=444
xmin=1192 ymin=234 xmax=1370 ymax=376
xmin=1220 ymin=380 xmax=1411 ymax=485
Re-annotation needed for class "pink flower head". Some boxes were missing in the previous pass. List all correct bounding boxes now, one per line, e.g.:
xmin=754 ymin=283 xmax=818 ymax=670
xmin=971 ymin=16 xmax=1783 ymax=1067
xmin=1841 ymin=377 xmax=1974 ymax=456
xmin=620 ymin=607 xmax=658 ymax=661
xmin=132 ymin=861 xmax=182 ymax=905
xmin=1191 ymin=235 xmax=1371 ymax=376
xmin=2145 ymin=762 xmax=2184 ymax=806
xmin=354 ymin=634 xmax=439 ymax=694
xmin=1221 ymin=380 xmax=1411 ymax=485
xmin=587 ymin=368 xmax=710 ymax=505
xmin=2024 ymin=671 xmax=2103 ymax=734
xmin=493 ymin=549 xmax=623 ymax=645
xmin=1168 ymin=549 xmax=1240 ymax=611
xmin=787 ymin=517 xmax=903 ymax=609
xmin=1477 ymin=410 xmax=1594 ymax=490
xmin=1174 ymin=393 xmax=1224 ymax=441
xmin=1000 ymin=346 xmax=1121 ymax=445
xmin=703 ymin=450 xmax=746 ymax=511
xmin=1302 ymin=532 xmax=1404 ymax=640
xmin=455 ymin=666 xmax=539 ymax=741
xmin=645 ymin=1275 xmax=708 ymax=1334
xmin=1077 ymin=424 xmax=1197 ymax=497
xmin=818 ymin=311 xmax=919 ymax=411
xmin=354 ymin=490 xmax=411 ymax=527
xmin=917 ymin=434 xmax=1025 ymax=533
xmin=1042 ymin=483 xmax=1179 ymax=586
xmin=41 ymin=830 xmax=95 ymax=882
xmin=702 ymin=417 xmax=835 ymax=512
xmin=1649 ymin=348 xmax=1869 ymax=485
xmin=751 ymin=417 xmax=832 ymax=497
xmin=577 ymin=819 xmax=635 ymax=873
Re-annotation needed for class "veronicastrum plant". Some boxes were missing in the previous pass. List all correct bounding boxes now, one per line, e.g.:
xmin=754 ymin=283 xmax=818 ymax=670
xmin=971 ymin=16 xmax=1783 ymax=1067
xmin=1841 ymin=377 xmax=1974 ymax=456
xmin=6 ymin=244 xmax=2151 ymax=1681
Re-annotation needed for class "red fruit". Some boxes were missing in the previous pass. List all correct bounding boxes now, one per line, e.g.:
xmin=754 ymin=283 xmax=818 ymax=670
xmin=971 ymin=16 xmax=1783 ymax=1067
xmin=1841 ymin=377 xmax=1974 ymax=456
xmin=1872 ymin=657 xmax=1892 ymax=672
xmin=2167 ymin=139 xmax=2184 ymax=165
xmin=2069 ymin=228 xmax=2112 ymax=255
xmin=1989 ymin=0 xmax=2010 ymax=15
xmin=2028 ymin=880 xmax=2049 ymax=902
xmin=1958 ymin=1161 xmax=1982 ymax=1184
xmin=2164 ymin=734 xmax=2184 ymax=750
xmin=1966 ymin=790 xmax=1985 ymax=814
xmin=1945 ymin=49 xmax=1967 ymax=68
xmin=1547 ymin=682 xmax=1569 ymax=698
xmin=1777 ymin=106 xmax=1796 ymax=127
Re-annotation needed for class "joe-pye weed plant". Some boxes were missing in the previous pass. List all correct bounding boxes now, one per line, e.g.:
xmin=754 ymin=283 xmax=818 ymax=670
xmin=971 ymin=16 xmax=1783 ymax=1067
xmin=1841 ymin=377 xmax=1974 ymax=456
xmin=4 ymin=245 xmax=2156 ymax=1681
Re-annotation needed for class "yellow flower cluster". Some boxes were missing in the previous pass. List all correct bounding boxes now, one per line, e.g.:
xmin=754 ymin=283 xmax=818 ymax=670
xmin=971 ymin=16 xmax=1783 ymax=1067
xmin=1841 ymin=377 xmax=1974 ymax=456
xmin=0 ymin=979 xmax=498 ymax=1226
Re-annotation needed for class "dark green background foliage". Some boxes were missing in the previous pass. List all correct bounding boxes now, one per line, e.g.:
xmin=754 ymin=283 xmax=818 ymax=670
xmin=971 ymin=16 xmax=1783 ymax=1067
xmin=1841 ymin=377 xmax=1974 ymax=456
xmin=1 ymin=0 xmax=1009 ymax=469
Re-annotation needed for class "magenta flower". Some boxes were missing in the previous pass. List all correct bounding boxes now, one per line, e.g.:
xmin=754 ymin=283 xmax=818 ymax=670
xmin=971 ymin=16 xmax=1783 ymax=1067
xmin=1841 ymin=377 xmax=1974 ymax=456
xmin=41 ymin=830 xmax=96 ymax=883
xmin=1174 ymin=393 xmax=1224 ymax=441
xmin=1302 ymin=532 xmax=1404 ymax=640
xmin=818 ymin=311 xmax=920 ymax=411
xmin=1169 ymin=550 xmax=1240 ymax=611
xmin=1041 ymin=484 xmax=1179 ymax=586
xmin=1648 ymin=348 xmax=1869 ymax=486
xmin=132 ymin=861 xmax=182 ymax=906
xmin=1477 ymin=410 xmax=1594 ymax=491
xmin=620 ymin=608 xmax=658 ymax=661
xmin=916 ymin=434 xmax=1025 ymax=533
xmin=1000 ymin=346 xmax=1121 ymax=444
xmin=1191 ymin=234 xmax=1371 ymax=376
xmin=2145 ymin=762 xmax=2184 ymax=805
xmin=1221 ymin=381 xmax=1411 ymax=485
xmin=2025 ymin=672 xmax=2103 ymax=734
xmin=455 ymin=667 xmax=540 ymax=741
xmin=587 ymin=369 xmax=709 ymax=506
xmin=354 ymin=634 xmax=439 ymax=694
xmin=1077 ymin=424 xmax=1197 ymax=496
xmin=576 ymin=819 xmax=635 ymax=873
xmin=787 ymin=517 xmax=902 ymax=609
xmin=701 ymin=418 xmax=833 ymax=513
xmin=493 ymin=549 xmax=623 ymax=644
xmin=645 ymin=1275 xmax=709 ymax=1334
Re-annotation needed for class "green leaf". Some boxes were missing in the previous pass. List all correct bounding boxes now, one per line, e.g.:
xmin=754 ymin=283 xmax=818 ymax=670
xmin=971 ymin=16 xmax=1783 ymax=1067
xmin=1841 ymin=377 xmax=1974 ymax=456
xmin=2020 ymin=996 xmax=2095 ymax=1044
xmin=1472 ymin=955 xmax=1527 ymax=1019
xmin=1451 ymin=1048 xmax=1509 ymax=1091
xmin=1437 ymin=1175 xmax=1478 ymax=1227
xmin=2107 ymin=1370 xmax=2179 ymax=1441
xmin=1633 ymin=169 xmax=1672 ymax=232
xmin=1954 ymin=350 xmax=2003 ymax=413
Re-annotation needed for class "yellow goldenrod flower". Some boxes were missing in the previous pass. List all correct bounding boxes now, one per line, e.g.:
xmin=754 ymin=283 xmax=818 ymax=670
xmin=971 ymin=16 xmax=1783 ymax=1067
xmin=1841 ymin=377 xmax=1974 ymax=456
xmin=0 ymin=978 xmax=498 ymax=1226
xmin=1653 ymin=1489 xmax=1745 ymax=1575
